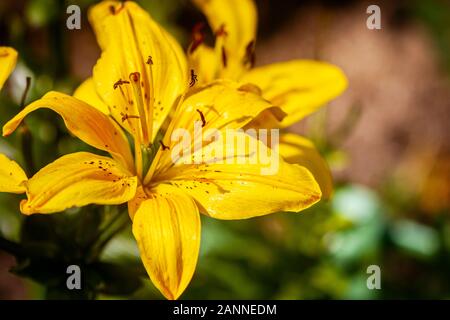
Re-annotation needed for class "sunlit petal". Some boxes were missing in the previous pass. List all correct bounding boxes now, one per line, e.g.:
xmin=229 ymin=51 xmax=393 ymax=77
xmin=0 ymin=154 xmax=27 ymax=194
xmin=152 ymin=80 xmax=282 ymax=176
xmin=0 ymin=47 xmax=17 ymax=90
xmin=278 ymin=133 xmax=333 ymax=199
xmin=20 ymin=152 xmax=137 ymax=214
xmin=3 ymin=91 xmax=134 ymax=171
xmin=73 ymin=77 xmax=109 ymax=114
xmin=154 ymin=132 xmax=321 ymax=219
xmin=90 ymin=1 xmax=188 ymax=142
xmin=242 ymin=60 xmax=348 ymax=127
xmin=132 ymin=184 xmax=200 ymax=300
xmin=188 ymin=44 xmax=217 ymax=85
xmin=193 ymin=0 xmax=257 ymax=79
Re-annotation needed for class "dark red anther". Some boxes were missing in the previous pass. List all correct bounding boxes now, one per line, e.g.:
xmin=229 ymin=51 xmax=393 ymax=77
xmin=196 ymin=109 xmax=206 ymax=127
xmin=221 ymin=46 xmax=228 ymax=68
xmin=159 ymin=140 xmax=170 ymax=150
xmin=146 ymin=56 xmax=153 ymax=65
xmin=189 ymin=22 xmax=205 ymax=54
xmin=113 ymin=79 xmax=130 ymax=90
xmin=215 ymin=24 xmax=228 ymax=37
xmin=109 ymin=3 xmax=124 ymax=15
xmin=189 ymin=69 xmax=198 ymax=87
xmin=120 ymin=113 xmax=140 ymax=122
xmin=244 ymin=40 xmax=256 ymax=68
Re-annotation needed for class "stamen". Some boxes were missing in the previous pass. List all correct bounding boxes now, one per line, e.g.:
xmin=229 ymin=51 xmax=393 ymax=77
xmin=215 ymin=24 xmax=228 ymax=37
xmin=114 ymin=79 xmax=132 ymax=108
xmin=145 ymin=55 xmax=155 ymax=141
xmin=120 ymin=112 xmax=140 ymax=122
xmin=196 ymin=109 xmax=206 ymax=127
xmin=113 ymin=79 xmax=130 ymax=90
xmin=109 ymin=3 xmax=124 ymax=15
xmin=189 ymin=22 xmax=205 ymax=54
xmin=243 ymin=40 xmax=256 ymax=68
xmin=159 ymin=140 xmax=170 ymax=150
xmin=221 ymin=46 xmax=228 ymax=68
xmin=129 ymin=72 xmax=150 ymax=145
xmin=189 ymin=69 xmax=198 ymax=87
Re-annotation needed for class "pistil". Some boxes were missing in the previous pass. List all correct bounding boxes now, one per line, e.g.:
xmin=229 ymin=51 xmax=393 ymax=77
xmin=129 ymin=72 xmax=150 ymax=145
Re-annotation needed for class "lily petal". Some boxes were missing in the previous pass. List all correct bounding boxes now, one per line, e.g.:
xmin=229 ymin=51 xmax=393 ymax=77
xmin=152 ymin=80 xmax=282 ymax=177
xmin=172 ymin=80 xmax=277 ymax=138
xmin=0 ymin=154 xmax=27 ymax=194
xmin=132 ymin=184 xmax=200 ymax=300
xmin=154 ymin=132 xmax=321 ymax=219
xmin=20 ymin=152 xmax=137 ymax=214
xmin=3 ymin=91 xmax=134 ymax=171
xmin=241 ymin=60 xmax=348 ymax=127
xmin=0 ymin=47 xmax=17 ymax=90
xmin=193 ymin=0 xmax=257 ymax=79
xmin=188 ymin=44 xmax=217 ymax=85
xmin=278 ymin=133 xmax=333 ymax=199
xmin=89 ymin=1 xmax=188 ymax=142
xmin=73 ymin=77 xmax=109 ymax=114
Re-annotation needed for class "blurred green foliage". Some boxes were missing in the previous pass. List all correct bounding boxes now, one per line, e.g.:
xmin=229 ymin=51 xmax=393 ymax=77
xmin=0 ymin=0 xmax=449 ymax=300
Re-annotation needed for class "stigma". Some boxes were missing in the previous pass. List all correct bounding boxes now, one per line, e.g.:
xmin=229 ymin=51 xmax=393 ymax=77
xmin=129 ymin=72 xmax=151 ymax=145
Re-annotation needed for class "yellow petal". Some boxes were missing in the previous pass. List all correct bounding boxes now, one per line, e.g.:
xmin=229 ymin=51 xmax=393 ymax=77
xmin=0 ymin=47 xmax=17 ymax=90
xmin=188 ymin=44 xmax=217 ymax=85
xmin=151 ymin=80 xmax=280 ymax=177
xmin=193 ymin=0 xmax=257 ymax=79
xmin=127 ymin=185 xmax=147 ymax=220
xmin=73 ymin=77 xmax=109 ymax=114
xmin=132 ymin=184 xmax=200 ymax=300
xmin=3 ymin=91 xmax=134 ymax=171
xmin=89 ymin=1 xmax=188 ymax=142
xmin=278 ymin=133 xmax=333 ymax=199
xmin=154 ymin=132 xmax=322 ymax=219
xmin=20 ymin=152 xmax=137 ymax=214
xmin=241 ymin=60 xmax=348 ymax=127
xmin=172 ymin=80 xmax=276 ymax=136
xmin=0 ymin=154 xmax=27 ymax=194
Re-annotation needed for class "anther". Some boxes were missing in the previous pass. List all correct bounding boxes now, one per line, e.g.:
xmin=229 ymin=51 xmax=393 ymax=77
xmin=129 ymin=72 xmax=150 ymax=144
xmin=146 ymin=56 xmax=153 ymax=65
xmin=243 ymin=40 xmax=256 ymax=68
xmin=215 ymin=24 xmax=228 ymax=37
xmin=113 ymin=79 xmax=130 ymax=90
xmin=196 ymin=109 xmax=206 ymax=127
xmin=120 ymin=112 xmax=140 ymax=122
xmin=159 ymin=140 xmax=170 ymax=150
xmin=189 ymin=22 xmax=205 ymax=54
xmin=109 ymin=3 xmax=124 ymax=15
xmin=189 ymin=69 xmax=198 ymax=87
xmin=221 ymin=46 xmax=228 ymax=68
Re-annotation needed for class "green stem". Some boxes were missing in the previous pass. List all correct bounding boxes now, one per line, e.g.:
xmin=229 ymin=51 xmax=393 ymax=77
xmin=86 ymin=209 xmax=129 ymax=263
xmin=19 ymin=76 xmax=34 ymax=176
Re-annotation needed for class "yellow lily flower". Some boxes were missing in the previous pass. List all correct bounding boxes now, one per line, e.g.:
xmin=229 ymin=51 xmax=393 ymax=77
xmin=0 ymin=47 xmax=28 ymax=194
xmin=1 ymin=1 xmax=322 ymax=299
xmin=190 ymin=0 xmax=349 ymax=198
xmin=0 ymin=47 xmax=17 ymax=90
